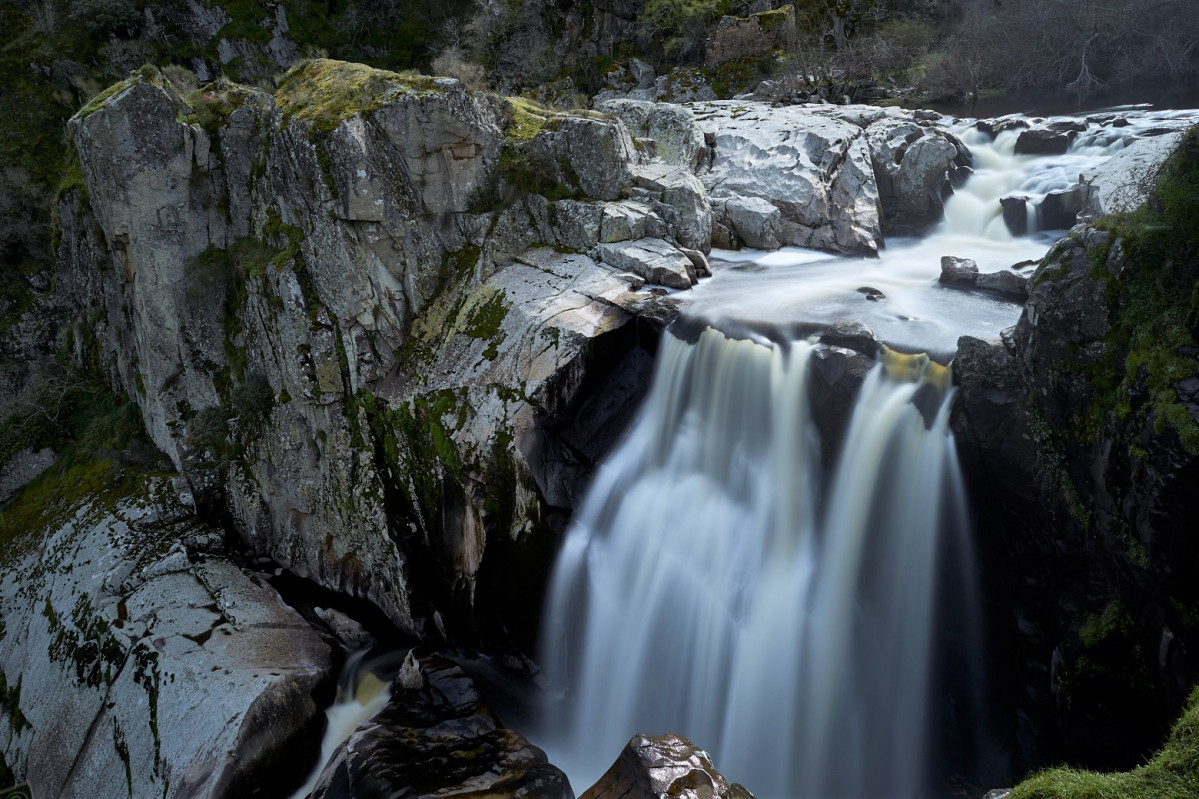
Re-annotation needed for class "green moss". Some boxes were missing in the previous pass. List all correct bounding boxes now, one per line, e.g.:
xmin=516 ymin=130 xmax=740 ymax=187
xmin=75 ymin=77 xmax=136 ymax=120
xmin=462 ymin=289 xmax=510 ymax=362
xmin=275 ymin=59 xmax=440 ymax=134
xmin=1012 ymin=685 xmax=1199 ymax=799
xmin=504 ymin=96 xmax=555 ymax=143
xmin=1078 ymin=126 xmax=1199 ymax=456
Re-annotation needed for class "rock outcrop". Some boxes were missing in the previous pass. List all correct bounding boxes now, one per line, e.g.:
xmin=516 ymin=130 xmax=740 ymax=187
xmin=952 ymin=130 xmax=1199 ymax=774
xmin=689 ymin=101 xmax=969 ymax=253
xmin=56 ymin=61 xmax=686 ymax=650
xmin=308 ymin=652 xmax=571 ymax=799
xmin=0 ymin=468 xmax=331 ymax=797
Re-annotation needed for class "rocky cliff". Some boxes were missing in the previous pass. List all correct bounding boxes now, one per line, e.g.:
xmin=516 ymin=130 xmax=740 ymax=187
xmin=51 ymin=59 xmax=967 ymax=654
xmin=953 ymin=126 xmax=1199 ymax=773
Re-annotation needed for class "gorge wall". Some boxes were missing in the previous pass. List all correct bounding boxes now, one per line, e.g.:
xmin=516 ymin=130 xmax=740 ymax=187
xmin=953 ymin=127 xmax=1199 ymax=773
xmin=4 ymin=44 xmax=1198 ymax=798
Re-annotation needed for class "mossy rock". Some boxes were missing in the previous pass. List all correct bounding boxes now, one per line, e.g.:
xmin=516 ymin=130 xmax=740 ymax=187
xmin=275 ymin=58 xmax=445 ymax=134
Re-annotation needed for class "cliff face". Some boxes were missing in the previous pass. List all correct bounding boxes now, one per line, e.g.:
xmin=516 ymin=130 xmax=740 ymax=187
xmin=54 ymin=59 xmax=966 ymax=649
xmin=56 ymin=61 xmax=689 ymax=647
xmin=953 ymin=128 xmax=1199 ymax=773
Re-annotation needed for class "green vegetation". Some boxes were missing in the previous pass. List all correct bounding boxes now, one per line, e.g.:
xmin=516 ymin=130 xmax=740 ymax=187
xmin=0 ymin=368 xmax=163 ymax=565
xmin=1011 ymin=685 xmax=1199 ymax=799
xmin=275 ymin=58 xmax=440 ymax=133
xmin=1080 ymin=126 xmax=1199 ymax=456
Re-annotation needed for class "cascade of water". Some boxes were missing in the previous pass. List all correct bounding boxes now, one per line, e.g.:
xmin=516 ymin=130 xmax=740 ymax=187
xmin=287 ymin=649 xmax=396 ymax=799
xmin=541 ymin=326 xmax=978 ymax=798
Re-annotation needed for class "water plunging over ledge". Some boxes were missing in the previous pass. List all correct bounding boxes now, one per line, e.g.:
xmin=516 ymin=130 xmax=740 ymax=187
xmin=535 ymin=109 xmax=1199 ymax=796
xmin=539 ymin=327 xmax=983 ymax=797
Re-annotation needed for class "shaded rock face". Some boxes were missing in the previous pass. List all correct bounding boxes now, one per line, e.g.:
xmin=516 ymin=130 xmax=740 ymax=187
xmin=309 ymin=652 xmax=572 ymax=799
xmin=0 ymin=472 xmax=331 ymax=798
xmin=952 ymin=224 xmax=1199 ymax=774
xmin=56 ymin=63 xmax=683 ymax=650
xmin=581 ymin=733 xmax=755 ymax=799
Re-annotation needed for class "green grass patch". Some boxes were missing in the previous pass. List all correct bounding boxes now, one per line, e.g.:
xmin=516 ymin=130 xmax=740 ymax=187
xmin=1011 ymin=685 xmax=1199 ymax=799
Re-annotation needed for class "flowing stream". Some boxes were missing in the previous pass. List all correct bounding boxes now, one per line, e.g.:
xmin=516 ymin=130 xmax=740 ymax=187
xmin=537 ymin=106 xmax=1198 ymax=797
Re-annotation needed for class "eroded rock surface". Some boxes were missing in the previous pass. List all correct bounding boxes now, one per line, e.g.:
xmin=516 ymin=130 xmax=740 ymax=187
xmin=0 ymin=471 xmax=331 ymax=798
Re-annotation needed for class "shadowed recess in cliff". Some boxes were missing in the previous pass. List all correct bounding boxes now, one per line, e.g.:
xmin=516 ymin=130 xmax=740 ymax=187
xmin=540 ymin=324 xmax=993 ymax=798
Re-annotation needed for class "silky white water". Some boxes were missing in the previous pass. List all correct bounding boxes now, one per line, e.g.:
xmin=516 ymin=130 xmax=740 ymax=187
xmin=541 ymin=329 xmax=970 ymax=797
xmin=537 ymin=108 xmax=1198 ymax=797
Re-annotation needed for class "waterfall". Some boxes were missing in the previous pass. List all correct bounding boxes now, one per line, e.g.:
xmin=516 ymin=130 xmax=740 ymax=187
xmin=541 ymin=325 xmax=979 ymax=798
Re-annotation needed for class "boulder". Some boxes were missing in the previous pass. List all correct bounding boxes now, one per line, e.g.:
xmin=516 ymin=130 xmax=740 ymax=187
xmin=690 ymin=100 xmax=881 ymax=254
xmin=1015 ymin=127 xmax=1076 ymax=155
xmin=631 ymin=164 xmax=714 ymax=253
xmin=538 ymin=115 xmax=637 ymax=201
xmin=1000 ymin=195 xmax=1030 ymax=236
xmin=1037 ymin=187 xmax=1082 ymax=230
xmin=865 ymin=116 xmax=971 ymax=233
xmin=309 ymin=653 xmax=572 ymax=799
xmin=0 ymin=471 xmax=331 ymax=798
xmin=1078 ymin=131 xmax=1184 ymax=220
xmin=580 ymin=733 xmax=755 ymax=799
xmin=939 ymin=256 xmax=1028 ymax=302
xmin=599 ymin=99 xmax=709 ymax=170
xmin=597 ymin=238 xmax=697 ymax=289
xmin=723 ymin=195 xmax=782 ymax=250
xmin=601 ymin=200 xmax=668 ymax=243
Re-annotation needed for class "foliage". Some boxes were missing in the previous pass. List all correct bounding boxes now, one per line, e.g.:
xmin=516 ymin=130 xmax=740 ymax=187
xmin=639 ymin=0 xmax=739 ymax=63
xmin=1010 ymin=685 xmax=1199 ymax=799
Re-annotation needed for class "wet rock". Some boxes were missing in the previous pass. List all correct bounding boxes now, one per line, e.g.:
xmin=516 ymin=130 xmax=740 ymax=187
xmin=690 ymin=100 xmax=882 ymax=255
xmin=1079 ymin=131 xmax=1184 ymax=220
xmin=939 ymin=256 xmax=1028 ymax=302
xmin=0 ymin=473 xmax=332 ymax=798
xmin=316 ymin=607 xmax=373 ymax=650
xmin=856 ymin=286 xmax=886 ymax=301
xmin=580 ymin=733 xmax=754 ymax=799
xmin=1001 ymin=195 xmax=1029 ymax=236
xmin=723 ymin=195 xmax=782 ymax=250
xmin=308 ymin=653 xmax=571 ymax=799
xmin=866 ymin=116 xmax=971 ymax=234
xmin=976 ymin=117 xmax=1029 ymax=138
xmin=820 ymin=320 xmax=878 ymax=356
xmin=1015 ymin=127 xmax=1076 ymax=155
xmin=1037 ymin=187 xmax=1082 ymax=230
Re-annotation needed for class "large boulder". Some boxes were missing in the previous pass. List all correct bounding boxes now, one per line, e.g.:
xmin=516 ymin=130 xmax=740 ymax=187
xmin=581 ymin=733 xmax=755 ymax=799
xmin=0 ymin=469 xmax=331 ymax=797
xmin=57 ymin=64 xmax=680 ymax=651
xmin=864 ymin=114 xmax=971 ymax=234
xmin=1078 ymin=131 xmax=1185 ymax=220
xmin=689 ymin=100 xmax=882 ymax=255
xmin=308 ymin=653 xmax=572 ymax=799
xmin=598 ymin=99 xmax=709 ymax=170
